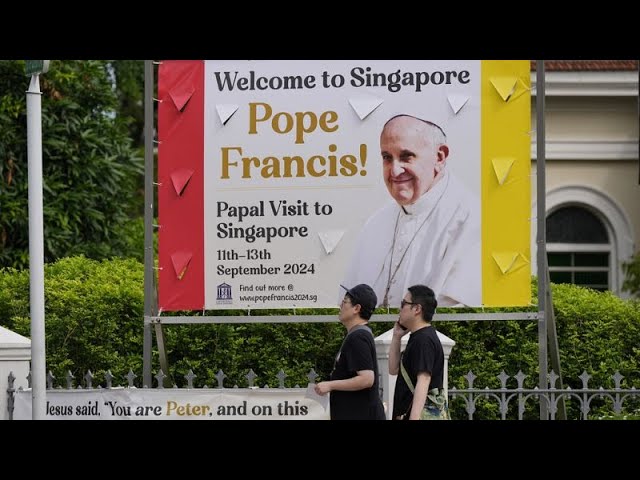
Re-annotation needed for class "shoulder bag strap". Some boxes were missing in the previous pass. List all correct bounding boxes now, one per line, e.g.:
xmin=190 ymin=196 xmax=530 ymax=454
xmin=401 ymin=356 xmax=447 ymax=416
xmin=400 ymin=358 xmax=415 ymax=393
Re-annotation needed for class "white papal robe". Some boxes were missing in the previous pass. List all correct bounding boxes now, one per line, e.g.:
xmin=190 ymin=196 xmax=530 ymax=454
xmin=341 ymin=170 xmax=481 ymax=307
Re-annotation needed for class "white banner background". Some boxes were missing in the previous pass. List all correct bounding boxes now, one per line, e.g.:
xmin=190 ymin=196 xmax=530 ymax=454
xmin=13 ymin=387 xmax=330 ymax=420
xmin=203 ymin=60 xmax=480 ymax=309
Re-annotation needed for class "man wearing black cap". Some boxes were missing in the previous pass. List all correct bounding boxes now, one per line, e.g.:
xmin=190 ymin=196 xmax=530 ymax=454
xmin=314 ymin=284 xmax=386 ymax=420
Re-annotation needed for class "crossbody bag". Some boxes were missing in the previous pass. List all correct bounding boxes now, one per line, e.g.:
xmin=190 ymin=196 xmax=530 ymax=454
xmin=400 ymin=360 xmax=450 ymax=420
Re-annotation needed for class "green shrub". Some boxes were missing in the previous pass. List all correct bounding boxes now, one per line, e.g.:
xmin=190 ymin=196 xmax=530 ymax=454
xmin=439 ymin=282 xmax=640 ymax=419
xmin=0 ymin=256 xmax=144 ymax=384
xmin=622 ymin=251 xmax=640 ymax=297
xmin=597 ymin=407 xmax=640 ymax=420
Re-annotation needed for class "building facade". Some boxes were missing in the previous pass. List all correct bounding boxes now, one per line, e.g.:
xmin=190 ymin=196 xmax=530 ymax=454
xmin=531 ymin=60 xmax=639 ymax=297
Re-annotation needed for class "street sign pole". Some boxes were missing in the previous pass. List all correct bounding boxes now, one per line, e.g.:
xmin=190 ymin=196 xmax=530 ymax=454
xmin=26 ymin=61 xmax=48 ymax=420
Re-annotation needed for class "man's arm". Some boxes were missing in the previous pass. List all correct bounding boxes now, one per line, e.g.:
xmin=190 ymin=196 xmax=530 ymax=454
xmin=314 ymin=370 xmax=374 ymax=395
xmin=408 ymin=371 xmax=431 ymax=420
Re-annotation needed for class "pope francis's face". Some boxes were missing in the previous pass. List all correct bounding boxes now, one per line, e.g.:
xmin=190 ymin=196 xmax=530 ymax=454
xmin=380 ymin=116 xmax=448 ymax=206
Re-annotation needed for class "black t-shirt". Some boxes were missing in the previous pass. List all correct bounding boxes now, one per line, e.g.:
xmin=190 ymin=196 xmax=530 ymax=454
xmin=329 ymin=326 xmax=386 ymax=420
xmin=392 ymin=325 xmax=444 ymax=419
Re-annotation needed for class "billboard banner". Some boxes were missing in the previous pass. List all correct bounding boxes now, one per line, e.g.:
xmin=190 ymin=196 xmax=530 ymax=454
xmin=158 ymin=60 xmax=531 ymax=311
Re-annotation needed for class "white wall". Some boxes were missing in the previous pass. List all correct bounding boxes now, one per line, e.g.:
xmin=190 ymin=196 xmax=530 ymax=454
xmin=530 ymin=92 xmax=639 ymax=295
xmin=0 ymin=327 xmax=31 ymax=420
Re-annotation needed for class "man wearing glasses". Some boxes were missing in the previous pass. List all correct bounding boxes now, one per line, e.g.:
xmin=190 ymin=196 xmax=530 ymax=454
xmin=314 ymin=284 xmax=386 ymax=420
xmin=388 ymin=284 xmax=447 ymax=420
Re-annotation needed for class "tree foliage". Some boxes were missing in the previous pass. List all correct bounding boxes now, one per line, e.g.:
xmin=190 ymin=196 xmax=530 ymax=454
xmin=109 ymin=61 xmax=145 ymax=149
xmin=0 ymin=60 xmax=144 ymax=269
xmin=622 ymin=251 xmax=640 ymax=298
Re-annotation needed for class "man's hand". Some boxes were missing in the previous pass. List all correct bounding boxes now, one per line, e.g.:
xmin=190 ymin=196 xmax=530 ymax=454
xmin=393 ymin=321 xmax=410 ymax=337
xmin=314 ymin=381 xmax=332 ymax=396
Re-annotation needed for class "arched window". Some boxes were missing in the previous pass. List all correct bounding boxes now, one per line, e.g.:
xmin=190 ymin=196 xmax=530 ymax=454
xmin=536 ymin=187 xmax=634 ymax=297
xmin=546 ymin=206 xmax=610 ymax=291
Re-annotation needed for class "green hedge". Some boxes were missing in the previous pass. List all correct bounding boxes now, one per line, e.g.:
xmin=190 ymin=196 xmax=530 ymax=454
xmin=0 ymin=256 xmax=145 ymax=382
xmin=438 ymin=285 xmax=640 ymax=419
xmin=1 ymin=256 xmax=639 ymax=418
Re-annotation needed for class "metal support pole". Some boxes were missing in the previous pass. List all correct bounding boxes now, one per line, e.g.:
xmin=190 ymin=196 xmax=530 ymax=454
xmin=143 ymin=60 xmax=155 ymax=387
xmin=536 ymin=60 xmax=549 ymax=420
xmin=26 ymin=74 xmax=46 ymax=419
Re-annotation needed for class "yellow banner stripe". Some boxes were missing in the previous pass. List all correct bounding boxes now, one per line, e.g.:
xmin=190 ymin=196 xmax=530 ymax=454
xmin=481 ymin=61 xmax=532 ymax=306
